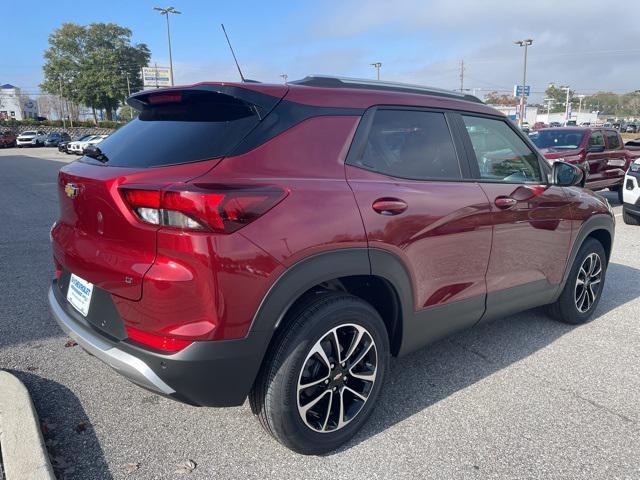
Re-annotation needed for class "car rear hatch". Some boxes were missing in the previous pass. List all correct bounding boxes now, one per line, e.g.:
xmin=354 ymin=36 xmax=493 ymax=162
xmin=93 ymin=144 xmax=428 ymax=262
xmin=52 ymin=83 xmax=287 ymax=301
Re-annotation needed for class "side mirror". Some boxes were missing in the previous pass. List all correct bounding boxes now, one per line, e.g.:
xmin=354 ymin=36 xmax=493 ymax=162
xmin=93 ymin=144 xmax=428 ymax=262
xmin=552 ymin=161 xmax=585 ymax=187
xmin=586 ymin=144 xmax=605 ymax=153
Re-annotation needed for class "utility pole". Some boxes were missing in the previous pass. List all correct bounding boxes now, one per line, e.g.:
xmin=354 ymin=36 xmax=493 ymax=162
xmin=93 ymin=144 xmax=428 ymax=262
xmin=58 ymin=76 xmax=66 ymax=130
xmin=280 ymin=74 xmax=288 ymax=84
xmin=514 ymin=39 xmax=533 ymax=127
xmin=561 ymin=85 xmax=571 ymax=123
xmin=459 ymin=59 xmax=464 ymax=93
xmin=125 ymin=72 xmax=132 ymax=119
xmin=577 ymin=94 xmax=585 ymax=118
xmin=154 ymin=6 xmax=181 ymax=86
xmin=370 ymin=62 xmax=382 ymax=81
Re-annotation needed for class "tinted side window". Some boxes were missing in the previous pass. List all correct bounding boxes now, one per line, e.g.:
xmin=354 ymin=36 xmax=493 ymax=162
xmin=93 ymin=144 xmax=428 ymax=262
xmin=606 ymin=131 xmax=621 ymax=149
xmin=589 ymin=131 xmax=604 ymax=147
xmin=462 ymin=115 xmax=542 ymax=183
xmin=354 ymin=110 xmax=461 ymax=180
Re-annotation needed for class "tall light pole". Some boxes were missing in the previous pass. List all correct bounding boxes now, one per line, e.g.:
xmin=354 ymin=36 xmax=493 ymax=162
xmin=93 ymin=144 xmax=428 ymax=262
xmin=514 ymin=39 xmax=533 ymax=127
xmin=154 ymin=6 xmax=181 ymax=86
xmin=577 ymin=94 xmax=585 ymax=119
xmin=280 ymin=74 xmax=288 ymax=84
xmin=370 ymin=62 xmax=382 ymax=81
xmin=561 ymin=85 xmax=571 ymax=124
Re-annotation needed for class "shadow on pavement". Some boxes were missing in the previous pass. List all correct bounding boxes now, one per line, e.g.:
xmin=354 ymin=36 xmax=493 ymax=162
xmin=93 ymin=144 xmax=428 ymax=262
xmin=7 ymin=370 xmax=113 ymax=480
xmin=337 ymin=261 xmax=640 ymax=453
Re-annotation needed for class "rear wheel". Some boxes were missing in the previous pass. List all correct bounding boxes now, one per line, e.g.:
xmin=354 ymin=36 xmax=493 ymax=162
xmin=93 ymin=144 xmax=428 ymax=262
xmin=548 ymin=238 xmax=606 ymax=325
xmin=250 ymin=291 xmax=389 ymax=455
xmin=623 ymin=206 xmax=640 ymax=225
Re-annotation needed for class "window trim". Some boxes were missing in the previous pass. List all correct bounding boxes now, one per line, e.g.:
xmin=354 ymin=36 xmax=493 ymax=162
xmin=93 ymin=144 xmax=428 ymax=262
xmin=456 ymin=112 xmax=550 ymax=185
xmin=344 ymin=105 xmax=470 ymax=182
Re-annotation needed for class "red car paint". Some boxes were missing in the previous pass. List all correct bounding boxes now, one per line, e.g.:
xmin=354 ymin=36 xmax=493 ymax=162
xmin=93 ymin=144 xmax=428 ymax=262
xmin=536 ymin=127 xmax=631 ymax=190
xmin=50 ymin=79 xmax=613 ymax=408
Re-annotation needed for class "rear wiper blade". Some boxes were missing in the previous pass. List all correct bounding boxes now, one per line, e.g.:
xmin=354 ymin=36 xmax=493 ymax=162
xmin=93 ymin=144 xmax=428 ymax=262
xmin=84 ymin=145 xmax=109 ymax=163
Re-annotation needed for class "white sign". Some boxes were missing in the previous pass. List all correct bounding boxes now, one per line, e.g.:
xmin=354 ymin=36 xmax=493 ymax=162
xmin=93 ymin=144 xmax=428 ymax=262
xmin=142 ymin=66 xmax=172 ymax=88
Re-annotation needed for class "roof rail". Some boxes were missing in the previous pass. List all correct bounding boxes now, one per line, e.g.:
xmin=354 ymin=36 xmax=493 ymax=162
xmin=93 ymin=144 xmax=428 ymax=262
xmin=289 ymin=75 xmax=483 ymax=104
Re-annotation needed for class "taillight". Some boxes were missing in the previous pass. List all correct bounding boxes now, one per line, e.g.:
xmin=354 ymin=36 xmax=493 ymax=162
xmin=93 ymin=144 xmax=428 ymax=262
xmin=125 ymin=326 xmax=192 ymax=353
xmin=120 ymin=185 xmax=287 ymax=233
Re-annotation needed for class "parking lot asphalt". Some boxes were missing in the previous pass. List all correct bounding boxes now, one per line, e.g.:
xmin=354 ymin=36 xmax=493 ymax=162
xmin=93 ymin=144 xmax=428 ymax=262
xmin=1 ymin=148 xmax=639 ymax=479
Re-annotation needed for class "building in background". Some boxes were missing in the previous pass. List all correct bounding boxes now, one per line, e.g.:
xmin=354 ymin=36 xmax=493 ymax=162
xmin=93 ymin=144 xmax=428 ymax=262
xmin=489 ymin=105 xmax=539 ymax=125
xmin=0 ymin=84 xmax=39 ymax=120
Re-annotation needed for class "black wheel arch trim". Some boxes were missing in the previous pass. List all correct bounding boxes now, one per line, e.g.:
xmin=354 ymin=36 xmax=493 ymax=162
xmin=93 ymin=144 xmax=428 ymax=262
xmin=556 ymin=213 xmax=614 ymax=300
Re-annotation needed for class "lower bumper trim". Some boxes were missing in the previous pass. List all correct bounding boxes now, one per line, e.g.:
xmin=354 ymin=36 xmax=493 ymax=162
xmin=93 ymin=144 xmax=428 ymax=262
xmin=48 ymin=287 xmax=175 ymax=395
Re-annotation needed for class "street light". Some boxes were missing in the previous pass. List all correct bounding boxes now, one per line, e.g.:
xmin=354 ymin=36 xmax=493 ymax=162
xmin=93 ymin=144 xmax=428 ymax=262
xmin=514 ymin=38 xmax=533 ymax=127
xmin=577 ymin=94 xmax=586 ymax=116
xmin=560 ymin=85 xmax=571 ymax=124
xmin=370 ymin=62 xmax=382 ymax=81
xmin=154 ymin=6 xmax=181 ymax=86
xmin=280 ymin=74 xmax=288 ymax=84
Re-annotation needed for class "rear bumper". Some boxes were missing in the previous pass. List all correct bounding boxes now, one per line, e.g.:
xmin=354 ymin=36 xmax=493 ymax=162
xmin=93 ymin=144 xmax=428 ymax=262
xmin=48 ymin=281 xmax=270 ymax=407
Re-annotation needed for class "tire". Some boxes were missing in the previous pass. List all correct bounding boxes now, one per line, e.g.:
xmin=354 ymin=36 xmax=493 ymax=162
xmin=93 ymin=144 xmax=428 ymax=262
xmin=623 ymin=206 xmax=640 ymax=225
xmin=250 ymin=291 xmax=389 ymax=455
xmin=548 ymin=238 xmax=607 ymax=325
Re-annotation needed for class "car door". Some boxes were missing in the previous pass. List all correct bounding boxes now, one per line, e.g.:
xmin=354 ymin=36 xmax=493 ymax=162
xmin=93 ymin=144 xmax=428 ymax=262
xmin=345 ymin=107 xmax=493 ymax=353
xmin=603 ymin=130 xmax=629 ymax=186
xmin=583 ymin=130 xmax=608 ymax=187
xmin=457 ymin=113 xmax=574 ymax=322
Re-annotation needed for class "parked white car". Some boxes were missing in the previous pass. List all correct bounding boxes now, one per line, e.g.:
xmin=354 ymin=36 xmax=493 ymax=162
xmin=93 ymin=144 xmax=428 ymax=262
xmin=623 ymin=158 xmax=640 ymax=225
xmin=82 ymin=134 xmax=109 ymax=153
xmin=16 ymin=130 xmax=47 ymax=147
xmin=68 ymin=135 xmax=102 ymax=155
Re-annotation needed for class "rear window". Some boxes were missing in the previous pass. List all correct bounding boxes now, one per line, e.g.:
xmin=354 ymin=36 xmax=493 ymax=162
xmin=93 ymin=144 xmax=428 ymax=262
xmin=84 ymin=90 xmax=263 ymax=167
xmin=352 ymin=109 xmax=461 ymax=180
xmin=606 ymin=131 xmax=621 ymax=149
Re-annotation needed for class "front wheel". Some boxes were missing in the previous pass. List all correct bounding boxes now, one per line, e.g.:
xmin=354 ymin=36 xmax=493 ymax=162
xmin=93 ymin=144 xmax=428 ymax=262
xmin=250 ymin=291 xmax=389 ymax=455
xmin=548 ymin=238 xmax=607 ymax=324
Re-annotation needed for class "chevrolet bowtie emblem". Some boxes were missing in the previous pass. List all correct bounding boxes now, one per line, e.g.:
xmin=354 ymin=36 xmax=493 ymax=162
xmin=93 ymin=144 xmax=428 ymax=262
xmin=64 ymin=183 xmax=79 ymax=199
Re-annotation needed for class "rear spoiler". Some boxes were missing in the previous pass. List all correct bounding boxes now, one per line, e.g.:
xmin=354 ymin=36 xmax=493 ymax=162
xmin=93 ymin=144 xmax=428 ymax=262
xmin=127 ymin=84 xmax=288 ymax=117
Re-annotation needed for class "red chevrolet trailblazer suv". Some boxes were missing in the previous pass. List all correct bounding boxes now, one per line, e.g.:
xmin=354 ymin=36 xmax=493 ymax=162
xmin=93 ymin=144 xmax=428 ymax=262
xmin=49 ymin=76 xmax=614 ymax=454
xmin=532 ymin=127 xmax=633 ymax=203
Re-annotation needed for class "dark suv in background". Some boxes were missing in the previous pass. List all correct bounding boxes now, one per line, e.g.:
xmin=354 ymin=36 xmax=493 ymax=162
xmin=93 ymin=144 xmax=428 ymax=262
xmin=44 ymin=131 xmax=71 ymax=147
xmin=49 ymin=76 xmax=614 ymax=454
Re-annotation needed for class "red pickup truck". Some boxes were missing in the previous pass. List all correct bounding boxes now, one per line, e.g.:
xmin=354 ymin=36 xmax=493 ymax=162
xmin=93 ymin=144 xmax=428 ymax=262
xmin=532 ymin=127 xmax=639 ymax=202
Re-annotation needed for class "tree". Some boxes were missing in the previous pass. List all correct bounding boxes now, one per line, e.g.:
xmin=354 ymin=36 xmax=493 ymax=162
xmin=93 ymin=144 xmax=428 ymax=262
xmin=484 ymin=91 xmax=520 ymax=106
xmin=544 ymin=84 xmax=577 ymax=113
xmin=41 ymin=23 xmax=150 ymax=122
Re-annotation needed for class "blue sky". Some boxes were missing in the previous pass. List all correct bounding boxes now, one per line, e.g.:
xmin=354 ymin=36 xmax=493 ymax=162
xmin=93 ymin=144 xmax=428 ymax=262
xmin=3 ymin=0 xmax=640 ymax=103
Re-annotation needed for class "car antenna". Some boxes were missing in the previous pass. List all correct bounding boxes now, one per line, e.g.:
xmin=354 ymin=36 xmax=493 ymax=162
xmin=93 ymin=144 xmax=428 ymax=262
xmin=221 ymin=23 xmax=246 ymax=83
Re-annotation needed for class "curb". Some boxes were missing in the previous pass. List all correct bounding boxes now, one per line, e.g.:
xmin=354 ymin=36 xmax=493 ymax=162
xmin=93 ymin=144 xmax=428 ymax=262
xmin=0 ymin=371 xmax=55 ymax=480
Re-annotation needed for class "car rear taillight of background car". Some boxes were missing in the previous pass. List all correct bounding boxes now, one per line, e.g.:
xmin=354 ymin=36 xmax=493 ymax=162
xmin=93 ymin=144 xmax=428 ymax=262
xmin=120 ymin=185 xmax=288 ymax=234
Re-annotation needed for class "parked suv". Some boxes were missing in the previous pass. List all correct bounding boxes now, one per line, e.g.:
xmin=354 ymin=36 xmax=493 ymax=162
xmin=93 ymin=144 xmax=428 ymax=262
xmin=16 ymin=130 xmax=46 ymax=147
xmin=532 ymin=127 xmax=632 ymax=203
xmin=622 ymin=158 xmax=640 ymax=224
xmin=49 ymin=76 xmax=614 ymax=454
xmin=0 ymin=130 xmax=16 ymax=148
xmin=44 ymin=131 xmax=71 ymax=147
